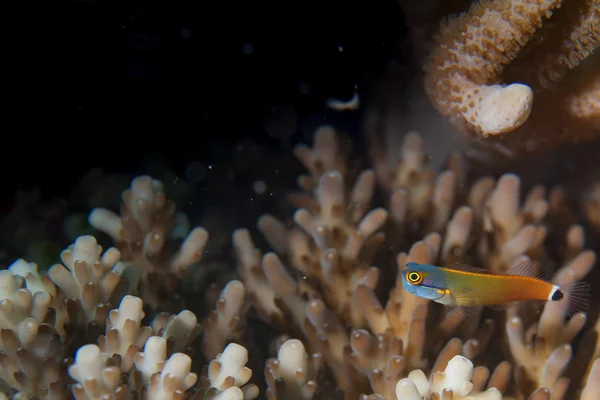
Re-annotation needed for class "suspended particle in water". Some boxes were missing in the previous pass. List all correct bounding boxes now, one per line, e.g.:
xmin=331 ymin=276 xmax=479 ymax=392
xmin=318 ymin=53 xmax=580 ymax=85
xmin=243 ymin=44 xmax=254 ymax=55
xmin=299 ymin=82 xmax=310 ymax=95
xmin=253 ymin=180 xmax=267 ymax=195
xmin=180 ymin=28 xmax=191 ymax=39
xmin=263 ymin=104 xmax=298 ymax=141
xmin=185 ymin=161 xmax=207 ymax=183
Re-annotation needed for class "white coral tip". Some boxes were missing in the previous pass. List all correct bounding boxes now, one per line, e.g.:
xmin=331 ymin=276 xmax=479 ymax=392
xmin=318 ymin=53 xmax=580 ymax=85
xmin=213 ymin=387 xmax=244 ymax=400
xmin=278 ymin=339 xmax=308 ymax=376
xmin=444 ymin=355 xmax=474 ymax=395
xmin=395 ymin=378 xmax=422 ymax=400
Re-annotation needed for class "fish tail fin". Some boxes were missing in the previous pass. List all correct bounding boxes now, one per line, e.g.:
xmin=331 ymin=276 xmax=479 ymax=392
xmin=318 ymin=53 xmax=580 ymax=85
xmin=557 ymin=280 xmax=591 ymax=316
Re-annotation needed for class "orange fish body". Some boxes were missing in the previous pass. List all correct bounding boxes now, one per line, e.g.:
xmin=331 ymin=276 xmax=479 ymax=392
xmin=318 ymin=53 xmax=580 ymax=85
xmin=439 ymin=268 xmax=560 ymax=308
xmin=400 ymin=261 xmax=587 ymax=314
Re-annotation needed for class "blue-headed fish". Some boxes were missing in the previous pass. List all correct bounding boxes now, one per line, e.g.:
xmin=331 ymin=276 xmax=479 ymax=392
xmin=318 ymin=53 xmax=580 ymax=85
xmin=400 ymin=261 xmax=590 ymax=314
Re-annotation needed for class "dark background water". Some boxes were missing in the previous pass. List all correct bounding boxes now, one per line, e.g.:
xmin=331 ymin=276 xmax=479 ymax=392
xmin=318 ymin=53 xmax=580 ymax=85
xmin=4 ymin=0 xmax=407 ymax=207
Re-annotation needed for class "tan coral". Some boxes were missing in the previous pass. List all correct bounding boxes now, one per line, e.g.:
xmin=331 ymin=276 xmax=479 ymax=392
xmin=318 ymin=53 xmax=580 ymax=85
xmin=3 ymin=119 xmax=600 ymax=400
xmin=0 ymin=265 xmax=70 ymax=399
xmin=292 ymin=125 xmax=349 ymax=193
xmin=478 ymin=173 xmax=549 ymax=273
xmin=255 ymin=126 xmax=387 ymax=332
xmin=66 ymin=293 xmax=204 ymax=399
xmin=424 ymin=0 xmax=600 ymax=154
xmin=202 ymin=280 xmax=246 ymax=360
xmin=505 ymin=252 xmax=596 ymax=398
xmin=47 ymin=235 xmax=125 ymax=330
xmin=385 ymin=132 xmax=461 ymax=237
xmin=264 ymin=338 xmax=321 ymax=400
xmin=583 ymin=181 xmax=600 ymax=232
xmin=362 ymin=355 xmax=505 ymax=400
xmin=581 ymin=358 xmax=600 ymax=400
xmin=0 ymin=237 xmax=132 ymax=399
xmin=97 ymin=295 xmax=153 ymax=372
xmin=88 ymin=175 xmax=209 ymax=309
xmin=234 ymin=233 xmax=365 ymax=397
xmin=198 ymin=343 xmax=259 ymax=399
xmin=353 ymin=200 xmax=494 ymax=374
xmin=69 ymin=336 xmax=200 ymax=400
xmin=150 ymin=309 xmax=202 ymax=355
xmin=6 ymin=259 xmax=69 ymax=337
xmin=232 ymin=229 xmax=283 ymax=328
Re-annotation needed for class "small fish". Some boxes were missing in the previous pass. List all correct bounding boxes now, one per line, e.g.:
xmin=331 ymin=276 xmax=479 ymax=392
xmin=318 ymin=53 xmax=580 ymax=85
xmin=400 ymin=261 xmax=590 ymax=315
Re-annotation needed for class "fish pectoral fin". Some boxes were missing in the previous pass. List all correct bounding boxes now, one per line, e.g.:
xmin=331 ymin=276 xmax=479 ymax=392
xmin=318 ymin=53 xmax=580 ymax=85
xmin=446 ymin=305 xmax=480 ymax=317
xmin=486 ymin=302 xmax=516 ymax=311
xmin=451 ymin=285 xmax=473 ymax=297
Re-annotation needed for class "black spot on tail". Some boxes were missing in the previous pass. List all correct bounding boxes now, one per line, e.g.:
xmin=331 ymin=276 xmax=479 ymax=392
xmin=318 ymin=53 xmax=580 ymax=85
xmin=551 ymin=290 xmax=564 ymax=301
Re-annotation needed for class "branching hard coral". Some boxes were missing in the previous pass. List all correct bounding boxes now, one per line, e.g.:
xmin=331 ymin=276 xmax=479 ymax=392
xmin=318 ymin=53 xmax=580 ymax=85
xmin=67 ymin=294 xmax=205 ymax=399
xmin=0 ymin=308 xmax=66 ymax=399
xmin=233 ymin=127 xmax=397 ymax=397
xmin=198 ymin=343 xmax=259 ymax=400
xmin=47 ymin=235 xmax=126 ymax=333
xmin=258 ymin=127 xmax=387 ymax=331
xmin=234 ymin=128 xmax=486 ymax=398
xmin=355 ymin=176 xmax=514 ymax=359
xmin=351 ymin=234 xmax=499 ymax=399
xmin=583 ymin=316 xmax=600 ymax=384
xmin=0 ymin=264 xmax=69 ymax=399
xmin=384 ymin=132 xmax=461 ymax=237
xmin=69 ymin=337 xmax=199 ymax=399
xmin=246 ymin=126 xmax=599 ymax=399
xmin=234 ymin=230 xmax=366 ymax=396
xmin=478 ymin=174 xmax=549 ymax=273
xmin=423 ymin=0 xmax=600 ymax=154
xmin=232 ymin=229 xmax=283 ymax=329
xmin=145 ymin=350 xmax=197 ymax=399
xmin=6 ymin=259 xmax=69 ymax=337
xmin=264 ymin=338 xmax=321 ymax=400
xmin=2 ymin=124 xmax=599 ymax=400
xmin=581 ymin=358 xmax=599 ymax=400
xmin=202 ymin=280 xmax=246 ymax=360
xmin=583 ymin=181 xmax=600 ymax=232
xmin=353 ymin=239 xmax=437 ymax=370
xmin=97 ymin=295 xmax=152 ymax=372
xmin=150 ymin=309 xmax=202 ymax=355
xmin=88 ymin=175 xmax=209 ymax=309
xmin=234 ymin=126 xmax=586 ymax=399
xmin=0 ymin=233 xmax=207 ymax=399
xmin=506 ymin=252 xmax=596 ymax=398
xmin=361 ymin=355 xmax=504 ymax=400
xmin=292 ymin=125 xmax=349 ymax=194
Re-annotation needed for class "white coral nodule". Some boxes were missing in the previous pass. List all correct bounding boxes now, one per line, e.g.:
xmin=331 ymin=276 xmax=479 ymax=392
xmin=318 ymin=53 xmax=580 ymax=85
xmin=396 ymin=355 xmax=502 ymax=400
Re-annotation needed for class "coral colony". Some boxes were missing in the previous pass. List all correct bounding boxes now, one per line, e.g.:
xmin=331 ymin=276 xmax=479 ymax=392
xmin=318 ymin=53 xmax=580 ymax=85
xmin=422 ymin=0 xmax=599 ymax=153
xmin=0 ymin=125 xmax=599 ymax=399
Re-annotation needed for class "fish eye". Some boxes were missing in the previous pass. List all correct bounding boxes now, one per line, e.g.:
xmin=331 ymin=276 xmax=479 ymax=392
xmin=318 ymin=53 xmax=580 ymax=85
xmin=406 ymin=271 xmax=423 ymax=285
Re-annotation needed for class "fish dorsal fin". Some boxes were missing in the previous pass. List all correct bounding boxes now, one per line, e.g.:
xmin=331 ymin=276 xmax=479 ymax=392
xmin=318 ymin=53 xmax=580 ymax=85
xmin=444 ymin=262 xmax=491 ymax=275
xmin=504 ymin=259 xmax=551 ymax=281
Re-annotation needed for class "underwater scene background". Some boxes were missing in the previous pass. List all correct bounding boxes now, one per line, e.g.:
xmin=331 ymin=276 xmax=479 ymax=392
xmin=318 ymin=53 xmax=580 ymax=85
xmin=1 ymin=0 xmax=598 ymax=399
